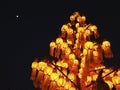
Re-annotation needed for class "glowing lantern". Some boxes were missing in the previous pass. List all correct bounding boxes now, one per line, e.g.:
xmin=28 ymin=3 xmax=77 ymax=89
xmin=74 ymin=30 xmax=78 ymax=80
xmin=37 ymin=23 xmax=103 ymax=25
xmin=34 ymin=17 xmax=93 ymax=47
xmin=105 ymin=80 xmax=113 ymax=89
xmin=50 ymin=73 xmax=59 ymax=81
xmin=64 ymin=81 xmax=72 ymax=89
xmin=55 ymin=37 xmax=63 ymax=59
xmin=86 ymin=76 xmax=92 ymax=85
xmin=41 ymin=74 xmax=50 ymax=90
xmin=102 ymin=40 xmax=113 ymax=58
xmin=88 ymin=25 xmax=99 ymax=38
xmin=69 ymin=87 xmax=76 ymax=90
xmin=84 ymin=29 xmax=91 ymax=40
xmin=61 ymin=24 xmax=68 ymax=38
xmin=62 ymin=62 xmax=68 ymax=68
xmin=70 ymin=15 xmax=75 ymax=22
xmin=80 ymin=62 xmax=85 ymax=68
xmin=44 ymin=66 xmax=53 ymax=75
xmin=38 ymin=61 xmax=47 ymax=71
xmin=66 ymin=28 xmax=74 ymax=45
xmin=68 ymin=73 xmax=75 ymax=81
xmin=33 ymin=70 xmax=44 ymax=88
xmin=92 ymin=74 xmax=98 ymax=81
xmin=61 ymin=42 xmax=69 ymax=58
xmin=56 ymin=37 xmax=63 ymax=44
xmin=112 ymin=76 xmax=120 ymax=85
xmin=49 ymin=41 xmax=56 ymax=56
xmin=112 ymin=76 xmax=120 ymax=90
xmin=49 ymin=81 xmax=58 ymax=90
xmin=69 ymin=53 xmax=76 ymax=60
xmin=77 ymin=16 xmax=82 ymax=23
xmin=75 ymin=23 xmax=79 ymax=29
xmin=84 ymin=41 xmax=94 ymax=63
xmin=65 ymin=47 xmax=71 ymax=56
xmin=83 ymin=49 xmax=88 ymax=55
xmin=84 ymin=41 xmax=93 ymax=49
xmin=57 ymin=78 xmax=66 ymax=87
xmin=77 ymin=27 xmax=84 ymax=33
xmin=30 ymin=61 xmax=38 ymax=80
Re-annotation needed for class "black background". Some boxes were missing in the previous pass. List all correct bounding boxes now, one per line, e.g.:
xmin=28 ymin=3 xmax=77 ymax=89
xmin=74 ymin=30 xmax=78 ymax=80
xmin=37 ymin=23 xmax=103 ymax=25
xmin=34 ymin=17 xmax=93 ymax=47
xmin=0 ymin=0 xmax=120 ymax=90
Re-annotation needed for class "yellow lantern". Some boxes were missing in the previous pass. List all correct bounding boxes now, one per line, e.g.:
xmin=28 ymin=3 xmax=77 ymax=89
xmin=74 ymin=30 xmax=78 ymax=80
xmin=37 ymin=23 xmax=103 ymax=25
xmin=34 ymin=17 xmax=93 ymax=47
xmin=44 ymin=66 xmax=53 ymax=75
xmin=84 ymin=29 xmax=91 ymax=40
xmin=61 ymin=24 xmax=68 ymax=38
xmin=105 ymin=80 xmax=113 ymax=89
xmin=112 ymin=76 xmax=120 ymax=85
xmin=30 ymin=61 xmax=38 ymax=80
xmin=57 ymin=77 xmax=66 ymax=87
xmin=69 ymin=53 xmax=76 ymax=60
xmin=64 ymin=81 xmax=72 ymax=89
xmin=56 ymin=37 xmax=63 ymax=44
xmin=102 ymin=40 xmax=113 ymax=58
xmin=84 ymin=41 xmax=94 ymax=50
xmin=68 ymin=73 xmax=75 ymax=81
xmin=70 ymin=15 xmax=75 ymax=22
xmin=38 ymin=61 xmax=47 ymax=71
xmin=88 ymin=25 xmax=99 ymax=38
xmin=81 ymin=15 xmax=86 ymax=22
xmin=50 ymin=73 xmax=59 ymax=81
xmin=49 ymin=41 xmax=56 ymax=56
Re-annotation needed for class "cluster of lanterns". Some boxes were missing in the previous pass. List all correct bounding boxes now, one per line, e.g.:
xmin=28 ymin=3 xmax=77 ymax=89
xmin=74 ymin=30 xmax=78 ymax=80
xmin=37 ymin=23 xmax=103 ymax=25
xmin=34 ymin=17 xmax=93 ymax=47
xmin=30 ymin=12 xmax=120 ymax=90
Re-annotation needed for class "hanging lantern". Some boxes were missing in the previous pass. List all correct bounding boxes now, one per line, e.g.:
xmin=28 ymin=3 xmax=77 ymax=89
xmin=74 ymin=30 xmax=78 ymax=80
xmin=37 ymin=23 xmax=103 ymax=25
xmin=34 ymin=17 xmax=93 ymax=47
xmin=112 ymin=76 xmax=120 ymax=85
xmin=88 ymin=25 xmax=99 ymax=38
xmin=102 ymin=40 xmax=114 ymax=58
xmin=64 ymin=81 xmax=72 ymax=90
xmin=57 ymin=77 xmax=66 ymax=87
xmin=84 ymin=41 xmax=94 ymax=64
xmin=49 ymin=81 xmax=58 ymax=90
xmin=61 ymin=24 xmax=68 ymax=38
xmin=49 ymin=41 xmax=56 ymax=57
xmin=112 ymin=76 xmax=120 ymax=90
xmin=105 ymin=80 xmax=113 ymax=89
xmin=30 ymin=61 xmax=38 ymax=81
xmin=66 ymin=28 xmax=74 ymax=45
xmin=84 ymin=29 xmax=91 ymax=40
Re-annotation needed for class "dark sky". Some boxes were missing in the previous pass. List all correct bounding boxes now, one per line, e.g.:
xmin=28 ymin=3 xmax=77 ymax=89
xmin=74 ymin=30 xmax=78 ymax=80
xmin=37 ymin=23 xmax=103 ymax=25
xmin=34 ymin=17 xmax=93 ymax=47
xmin=0 ymin=0 xmax=120 ymax=90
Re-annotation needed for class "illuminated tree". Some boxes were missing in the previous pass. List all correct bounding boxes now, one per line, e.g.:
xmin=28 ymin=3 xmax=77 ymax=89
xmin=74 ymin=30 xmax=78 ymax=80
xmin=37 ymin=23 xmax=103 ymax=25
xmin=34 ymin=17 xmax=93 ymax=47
xmin=30 ymin=11 xmax=120 ymax=90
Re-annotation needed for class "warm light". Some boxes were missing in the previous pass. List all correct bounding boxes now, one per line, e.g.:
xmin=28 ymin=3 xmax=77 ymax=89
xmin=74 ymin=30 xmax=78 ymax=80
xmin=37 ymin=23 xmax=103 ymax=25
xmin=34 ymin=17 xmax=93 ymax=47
xmin=102 ymin=41 xmax=111 ymax=47
xmin=62 ymin=62 xmax=68 ymax=68
xmin=38 ymin=61 xmax=47 ymax=71
xmin=64 ymin=81 xmax=72 ymax=89
xmin=93 ymin=51 xmax=98 ymax=56
xmin=105 ymin=80 xmax=113 ymax=89
xmin=68 ymin=73 xmax=75 ymax=81
xmin=77 ymin=27 xmax=84 ymax=33
xmin=44 ymin=66 xmax=53 ymax=75
xmin=69 ymin=53 xmax=75 ymax=60
xmin=112 ymin=76 xmax=120 ymax=85
xmin=50 ymin=73 xmax=59 ymax=81
xmin=117 ymin=69 xmax=120 ymax=76
xmin=84 ymin=41 xmax=94 ymax=49
xmin=57 ymin=78 xmax=66 ymax=87
xmin=56 ymin=37 xmax=63 ymax=44
xmin=30 ymin=11 xmax=119 ymax=90
xmin=31 ymin=61 xmax=38 ymax=69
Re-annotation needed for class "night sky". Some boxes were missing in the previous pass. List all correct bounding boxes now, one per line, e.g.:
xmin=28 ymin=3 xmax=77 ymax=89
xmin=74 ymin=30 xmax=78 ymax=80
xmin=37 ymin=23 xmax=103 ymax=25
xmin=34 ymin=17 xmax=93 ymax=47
xmin=0 ymin=0 xmax=120 ymax=90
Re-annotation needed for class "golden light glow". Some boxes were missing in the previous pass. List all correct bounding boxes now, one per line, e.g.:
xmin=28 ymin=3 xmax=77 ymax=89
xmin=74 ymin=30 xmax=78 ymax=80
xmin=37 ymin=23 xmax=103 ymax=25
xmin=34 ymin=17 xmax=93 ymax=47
xmin=30 ymin=11 xmax=119 ymax=90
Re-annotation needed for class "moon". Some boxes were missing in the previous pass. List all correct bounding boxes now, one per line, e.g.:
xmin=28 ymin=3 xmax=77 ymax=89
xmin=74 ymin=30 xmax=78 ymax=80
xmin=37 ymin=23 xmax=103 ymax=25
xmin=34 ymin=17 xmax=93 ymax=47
xmin=16 ymin=15 xmax=19 ymax=18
